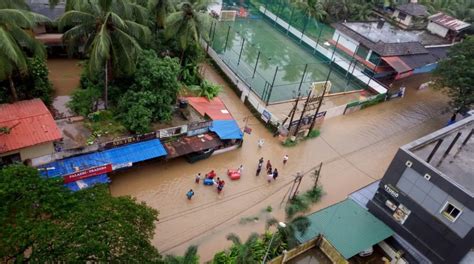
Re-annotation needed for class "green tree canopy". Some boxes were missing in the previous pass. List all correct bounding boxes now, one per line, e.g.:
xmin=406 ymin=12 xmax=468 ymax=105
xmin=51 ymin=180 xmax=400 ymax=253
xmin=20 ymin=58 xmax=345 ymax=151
xmin=433 ymin=36 xmax=474 ymax=114
xmin=0 ymin=3 xmax=48 ymax=101
xmin=0 ymin=165 xmax=161 ymax=262
xmin=59 ymin=0 xmax=151 ymax=108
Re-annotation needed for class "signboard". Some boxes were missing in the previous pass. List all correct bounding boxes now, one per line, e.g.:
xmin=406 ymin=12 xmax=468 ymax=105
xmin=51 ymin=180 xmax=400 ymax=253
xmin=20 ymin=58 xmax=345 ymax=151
xmin=159 ymin=125 xmax=187 ymax=138
xmin=393 ymin=204 xmax=411 ymax=224
xmin=101 ymin=132 xmax=156 ymax=150
xmin=112 ymin=162 xmax=133 ymax=170
xmin=289 ymin=111 xmax=327 ymax=132
xmin=261 ymin=110 xmax=271 ymax=123
xmin=63 ymin=164 xmax=113 ymax=183
xmin=384 ymin=184 xmax=399 ymax=198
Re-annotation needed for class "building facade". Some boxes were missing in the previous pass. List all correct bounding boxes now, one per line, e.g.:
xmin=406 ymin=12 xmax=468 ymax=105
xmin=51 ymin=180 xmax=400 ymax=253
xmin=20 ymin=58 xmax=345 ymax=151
xmin=0 ymin=99 xmax=62 ymax=166
xmin=367 ymin=116 xmax=474 ymax=263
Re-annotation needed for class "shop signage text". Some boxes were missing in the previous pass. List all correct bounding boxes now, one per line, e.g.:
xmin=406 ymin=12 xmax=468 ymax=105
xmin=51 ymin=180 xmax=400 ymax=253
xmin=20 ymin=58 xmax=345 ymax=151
xmin=384 ymin=184 xmax=399 ymax=198
xmin=63 ymin=164 xmax=113 ymax=183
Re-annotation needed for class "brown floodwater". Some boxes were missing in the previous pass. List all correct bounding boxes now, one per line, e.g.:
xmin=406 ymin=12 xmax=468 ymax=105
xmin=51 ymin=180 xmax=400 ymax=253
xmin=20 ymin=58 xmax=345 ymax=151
xmin=110 ymin=66 xmax=450 ymax=262
xmin=48 ymin=58 xmax=82 ymax=96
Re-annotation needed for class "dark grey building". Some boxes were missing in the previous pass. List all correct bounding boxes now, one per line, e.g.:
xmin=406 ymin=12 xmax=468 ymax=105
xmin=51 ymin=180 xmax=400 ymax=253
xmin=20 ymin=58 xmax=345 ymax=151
xmin=368 ymin=115 xmax=473 ymax=263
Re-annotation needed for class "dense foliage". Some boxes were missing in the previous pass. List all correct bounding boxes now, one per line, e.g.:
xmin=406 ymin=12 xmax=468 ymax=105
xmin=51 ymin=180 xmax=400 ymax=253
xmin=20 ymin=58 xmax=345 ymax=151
xmin=433 ymin=36 xmax=474 ymax=114
xmin=0 ymin=165 xmax=161 ymax=262
xmin=0 ymin=57 xmax=53 ymax=105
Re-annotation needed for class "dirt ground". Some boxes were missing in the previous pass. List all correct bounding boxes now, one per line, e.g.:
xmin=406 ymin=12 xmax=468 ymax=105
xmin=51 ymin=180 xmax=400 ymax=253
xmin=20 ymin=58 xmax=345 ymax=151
xmin=110 ymin=64 xmax=450 ymax=262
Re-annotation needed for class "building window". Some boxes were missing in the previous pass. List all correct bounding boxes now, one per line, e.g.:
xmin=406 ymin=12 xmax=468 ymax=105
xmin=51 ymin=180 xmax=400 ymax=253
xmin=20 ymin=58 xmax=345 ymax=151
xmin=398 ymin=12 xmax=407 ymax=20
xmin=441 ymin=202 xmax=462 ymax=222
xmin=356 ymin=45 xmax=370 ymax=60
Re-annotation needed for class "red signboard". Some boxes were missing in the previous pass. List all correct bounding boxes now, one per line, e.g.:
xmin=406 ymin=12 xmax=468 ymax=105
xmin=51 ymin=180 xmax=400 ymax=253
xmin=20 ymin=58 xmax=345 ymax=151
xmin=63 ymin=164 xmax=112 ymax=183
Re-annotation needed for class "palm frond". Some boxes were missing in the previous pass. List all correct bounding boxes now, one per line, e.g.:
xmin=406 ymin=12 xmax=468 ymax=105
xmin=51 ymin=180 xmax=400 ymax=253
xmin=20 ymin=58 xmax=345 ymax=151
xmin=58 ymin=10 xmax=96 ymax=30
xmin=226 ymin=233 xmax=242 ymax=245
xmin=183 ymin=245 xmax=198 ymax=263
xmin=0 ymin=27 xmax=28 ymax=71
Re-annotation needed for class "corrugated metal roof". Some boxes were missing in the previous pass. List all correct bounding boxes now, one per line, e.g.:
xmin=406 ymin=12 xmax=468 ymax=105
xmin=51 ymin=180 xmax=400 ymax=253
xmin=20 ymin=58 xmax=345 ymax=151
xmin=187 ymin=97 xmax=234 ymax=120
xmin=210 ymin=120 xmax=243 ymax=140
xmin=39 ymin=139 xmax=167 ymax=178
xmin=164 ymin=133 xmax=221 ymax=158
xmin=0 ymin=99 xmax=62 ymax=154
xmin=383 ymin=56 xmax=413 ymax=73
xmin=429 ymin=13 xmax=471 ymax=31
xmin=295 ymin=199 xmax=394 ymax=259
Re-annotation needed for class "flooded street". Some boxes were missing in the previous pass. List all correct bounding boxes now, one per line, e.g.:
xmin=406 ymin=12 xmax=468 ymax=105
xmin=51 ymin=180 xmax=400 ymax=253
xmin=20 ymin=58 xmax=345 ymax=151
xmin=110 ymin=65 xmax=450 ymax=262
xmin=48 ymin=58 xmax=82 ymax=96
xmin=48 ymin=59 xmax=82 ymax=118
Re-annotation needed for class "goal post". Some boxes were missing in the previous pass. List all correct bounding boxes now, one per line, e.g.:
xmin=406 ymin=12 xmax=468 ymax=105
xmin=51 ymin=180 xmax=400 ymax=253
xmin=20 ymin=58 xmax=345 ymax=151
xmin=219 ymin=10 xmax=237 ymax=21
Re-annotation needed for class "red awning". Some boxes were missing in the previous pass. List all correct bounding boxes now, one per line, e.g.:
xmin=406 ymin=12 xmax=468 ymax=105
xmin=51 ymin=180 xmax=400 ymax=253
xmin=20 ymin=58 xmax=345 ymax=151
xmin=382 ymin=56 xmax=412 ymax=73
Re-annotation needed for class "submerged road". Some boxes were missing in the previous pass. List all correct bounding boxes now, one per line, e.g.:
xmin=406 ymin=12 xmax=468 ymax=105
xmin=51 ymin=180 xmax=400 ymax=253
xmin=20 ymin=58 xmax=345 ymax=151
xmin=110 ymin=65 xmax=450 ymax=262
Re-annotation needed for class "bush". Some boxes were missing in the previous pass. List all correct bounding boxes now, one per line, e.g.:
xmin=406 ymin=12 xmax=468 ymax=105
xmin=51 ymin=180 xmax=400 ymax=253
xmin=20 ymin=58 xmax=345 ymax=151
xmin=189 ymin=80 xmax=221 ymax=99
xmin=306 ymin=129 xmax=320 ymax=139
xmin=28 ymin=57 xmax=53 ymax=105
xmin=285 ymin=195 xmax=310 ymax=219
xmin=67 ymin=85 xmax=101 ymax=116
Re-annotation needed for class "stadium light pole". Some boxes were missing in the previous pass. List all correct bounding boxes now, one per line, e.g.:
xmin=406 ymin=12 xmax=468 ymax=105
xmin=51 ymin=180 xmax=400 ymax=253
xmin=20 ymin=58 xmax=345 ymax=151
xmin=262 ymin=221 xmax=287 ymax=264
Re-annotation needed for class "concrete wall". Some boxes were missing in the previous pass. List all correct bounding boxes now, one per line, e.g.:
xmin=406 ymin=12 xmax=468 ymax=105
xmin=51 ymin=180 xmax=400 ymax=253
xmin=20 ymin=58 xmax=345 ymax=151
xmin=427 ymin=22 xmax=448 ymax=38
xmin=20 ymin=142 xmax=55 ymax=160
xmin=333 ymin=30 xmax=359 ymax=54
xmin=392 ymin=10 xmax=413 ymax=28
xmin=0 ymin=142 xmax=54 ymax=161
xmin=396 ymin=167 xmax=474 ymax=238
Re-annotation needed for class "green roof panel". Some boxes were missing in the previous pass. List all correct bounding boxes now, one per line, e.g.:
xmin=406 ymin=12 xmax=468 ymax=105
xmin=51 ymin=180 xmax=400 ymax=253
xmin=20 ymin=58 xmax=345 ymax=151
xmin=295 ymin=199 xmax=394 ymax=259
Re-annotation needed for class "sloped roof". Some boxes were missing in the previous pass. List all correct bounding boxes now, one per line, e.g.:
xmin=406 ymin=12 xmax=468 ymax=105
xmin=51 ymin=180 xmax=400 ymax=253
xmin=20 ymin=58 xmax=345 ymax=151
xmin=295 ymin=199 xmax=394 ymax=259
xmin=26 ymin=0 xmax=65 ymax=20
xmin=0 ymin=99 xmax=62 ymax=154
xmin=187 ymin=97 xmax=234 ymax=120
xmin=429 ymin=13 xmax=471 ymax=31
xmin=396 ymin=3 xmax=428 ymax=17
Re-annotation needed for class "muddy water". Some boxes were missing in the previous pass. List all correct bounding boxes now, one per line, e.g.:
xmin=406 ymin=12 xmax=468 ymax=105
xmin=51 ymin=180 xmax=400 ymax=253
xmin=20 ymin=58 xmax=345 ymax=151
xmin=48 ymin=58 xmax=82 ymax=96
xmin=110 ymin=66 xmax=450 ymax=262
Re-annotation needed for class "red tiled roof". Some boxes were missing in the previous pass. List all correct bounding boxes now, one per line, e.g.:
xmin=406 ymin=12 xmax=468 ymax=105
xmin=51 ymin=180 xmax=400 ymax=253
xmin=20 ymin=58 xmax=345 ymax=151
xmin=429 ymin=13 xmax=471 ymax=31
xmin=0 ymin=99 xmax=62 ymax=154
xmin=186 ymin=97 xmax=234 ymax=120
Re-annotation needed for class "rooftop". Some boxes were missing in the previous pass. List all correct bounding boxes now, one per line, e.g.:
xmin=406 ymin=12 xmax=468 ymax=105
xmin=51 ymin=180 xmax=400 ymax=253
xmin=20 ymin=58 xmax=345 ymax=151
xmin=404 ymin=115 xmax=473 ymax=195
xmin=396 ymin=3 xmax=429 ymax=17
xmin=429 ymin=12 xmax=471 ymax=31
xmin=333 ymin=22 xmax=450 ymax=56
xmin=26 ymin=0 xmax=65 ymax=20
xmin=0 ymin=99 xmax=62 ymax=154
xmin=187 ymin=97 xmax=234 ymax=120
xmin=295 ymin=199 xmax=394 ymax=259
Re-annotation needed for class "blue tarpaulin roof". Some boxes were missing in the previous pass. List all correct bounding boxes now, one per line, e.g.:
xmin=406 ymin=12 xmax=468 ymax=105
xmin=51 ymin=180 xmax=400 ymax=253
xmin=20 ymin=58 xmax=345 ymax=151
xmin=65 ymin=174 xmax=111 ymax=192
xmin=40 ymin=139 xmax=167 ymax=178
xmin=210 ymin=120 xmax=243 ymax=140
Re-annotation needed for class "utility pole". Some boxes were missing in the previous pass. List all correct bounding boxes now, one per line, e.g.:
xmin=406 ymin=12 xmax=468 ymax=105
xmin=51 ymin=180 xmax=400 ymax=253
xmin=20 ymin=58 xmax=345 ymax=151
xmin=288 ymin=172 xmax=304 ymax=202
xmin=312 ymin=162 xmax=323 ymax=188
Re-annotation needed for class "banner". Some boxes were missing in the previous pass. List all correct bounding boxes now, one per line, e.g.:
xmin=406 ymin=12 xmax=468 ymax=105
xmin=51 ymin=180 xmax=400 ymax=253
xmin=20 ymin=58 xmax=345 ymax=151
xmin=101 ymin=132 xmax=156 ymax=150
xmin=63 ymin=164 xmax=112 ymax=183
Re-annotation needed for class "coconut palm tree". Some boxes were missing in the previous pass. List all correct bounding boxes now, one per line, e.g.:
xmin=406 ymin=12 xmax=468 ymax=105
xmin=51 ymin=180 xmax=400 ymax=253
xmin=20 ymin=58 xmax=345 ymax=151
xmin=59 ymin=0 xmax=150 ymax=109
xmin=226 ymin=232 xmax=262 ymax=264
xmin=164 ymin=0 xmax=210 ymax=65
xmin=267 ymin=216 xmax=311 ymax=249
xmin=349 ymin=0 xmax=375 ymax=21
xmin=292 ymin=0 xmax=327 ymax=22
xmin=149 ymin=0 xmax=175 ymax=29
xmin=163 ymin=245 xmax=199 ymax=264
xmin=0 ymin=3 xmax=48 ymax=101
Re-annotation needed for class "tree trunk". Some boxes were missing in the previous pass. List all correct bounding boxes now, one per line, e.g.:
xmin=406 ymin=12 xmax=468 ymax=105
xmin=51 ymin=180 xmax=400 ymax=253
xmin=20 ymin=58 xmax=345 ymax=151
xmin=180 ymin=49 xmax=186 ymax=67
xmin=8 ymin=75 xmax=19 ymax=102
xmin=104 ymin=60 xmax=108 ymax=110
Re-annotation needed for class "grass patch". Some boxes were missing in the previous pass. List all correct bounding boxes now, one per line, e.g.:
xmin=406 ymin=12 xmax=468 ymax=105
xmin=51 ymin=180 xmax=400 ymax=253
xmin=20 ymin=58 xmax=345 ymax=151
xmin=282 ymin=138 xmax=298 ymax=147
xmin=265 ymin=205 xmax=273 ymax=213
xmin=84 ymin=111 xmax=127 ymax=144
